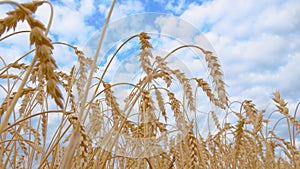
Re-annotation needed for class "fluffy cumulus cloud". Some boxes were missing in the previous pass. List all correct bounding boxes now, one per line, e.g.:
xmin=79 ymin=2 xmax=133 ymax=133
xmin=179 ymin=0 xmax=300 ymax=141
xmin=181 ymin=0 xmax=300 ymax=107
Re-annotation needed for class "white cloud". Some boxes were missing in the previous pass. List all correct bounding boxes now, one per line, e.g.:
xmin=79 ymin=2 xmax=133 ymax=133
xmin=103 ymin=0 xmax=145 ymax=22
xmin=79 ymin=0 xmax=95 ymax=15
xmin=180 ymin=0 xmax=300 ymax=108
xmin=48 ymin=5 xmax=94 ymax=44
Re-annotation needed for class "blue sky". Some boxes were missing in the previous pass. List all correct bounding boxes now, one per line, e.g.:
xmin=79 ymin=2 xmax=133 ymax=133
xmin=0 ymin=0 xmax=300 ymax=144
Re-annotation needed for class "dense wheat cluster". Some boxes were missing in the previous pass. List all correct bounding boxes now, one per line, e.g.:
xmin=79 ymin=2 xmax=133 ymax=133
xmin=0 ymin=1 xmax=299 ymax=169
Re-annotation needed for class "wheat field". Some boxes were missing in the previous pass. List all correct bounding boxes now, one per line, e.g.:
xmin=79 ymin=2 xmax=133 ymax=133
xmin=0 ymin=1 xmax=299 ymax=169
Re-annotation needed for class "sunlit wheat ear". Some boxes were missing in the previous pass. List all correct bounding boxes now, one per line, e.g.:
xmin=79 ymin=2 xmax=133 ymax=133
xmin=0 ymin=74 xmax=20 ymax=79
xmin=58 ymin=68 xmax=76 ymax=112
xmin=88 ymin=100 xmax=104 ymax=136
xmin=140 ymin=90 xmax=156 ymax=123
xmin=15 ymin=155 xmax=25 ymax=169
xmin=167 ymin=92 xmax=186 ymax=130
xmin=41 ymin=113 xmax=48 ymax=148
xmin=103 ymin=82 xmax=122 ymax=123
xmin=172 ymin=69 xmax=195 ymax=111
xmin=265 ymin=140 xmax=276 ymax=167
xmin=0 ymin=92 xmax=15 ymax=118
xmin=211 ymin=111 xmax=221 ymax=130
xmin=243 ymin=100 xmax=258 ymax=124
xmin=186 ymin=130 xmax=199 ymax=169
xmin=197 ymin=136 xmax=209 ymax=167
xmin=19 ymin=87 xmax=34 ymax=116
xmin=65 ymin=115 xmax=91 ymax=169
xmin=0 ymin=1 xmax=43 ymax=37
xmin=155 ymin=71 xmax=172 ymax=87
xmin=75 ymin=49 xmax=92 ymax=100
xmin=253 ymin=109 xmax=265 ymax=134
xmin=1 ymin=88 xmax=33 ymax=118
xmin=73 ymin=125 xmax=92 ymax=169
xmin=25 ymin=14 xmax=63 ymax=108
xmin=8 ymin=127 xmax=29 ymax=156
xmin=195 ymin=78 xmax=225 ymax=109
xmin=273 ymin=91 xmax=300 ymax=132
xmin=68 ymin=67 xmax=76 ymax=111
xmin=153 ymin=86 xmax=167 ymax=122
xmin=36 ymin=68 xmax=46 ymax=105
xmin=139 ymin=32 xmax=153 ymax=77
xmin=169 ymin=138 xmax=183 ymax=168
xmin=234 ymin=116 xmax=245 ymax=168
xmin=155 ymin=56 xmax=195 ymax=111
xmin=24 ymin=125 xmax=42 ymax=160
xmin=269 ymin=131 xmax=297 ymax=162
xmin=204 ymin=51 xmax=228 ymax=107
